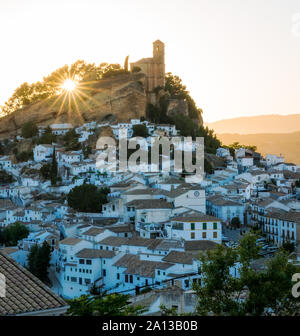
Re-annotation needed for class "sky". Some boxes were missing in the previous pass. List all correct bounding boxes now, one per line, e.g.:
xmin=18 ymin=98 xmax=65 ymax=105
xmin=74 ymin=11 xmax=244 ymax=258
xmin=1 ymin=0 xmax=300 ymax=122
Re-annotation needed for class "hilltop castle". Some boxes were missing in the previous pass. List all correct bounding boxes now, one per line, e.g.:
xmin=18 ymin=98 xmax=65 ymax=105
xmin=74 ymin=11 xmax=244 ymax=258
xmin=130 ymin=40 xmax=165 ymax=96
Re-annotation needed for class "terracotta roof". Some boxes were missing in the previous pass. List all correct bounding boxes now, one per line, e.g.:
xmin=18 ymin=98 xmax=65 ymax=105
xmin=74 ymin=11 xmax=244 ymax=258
xmin=184 ymin=240 xmax=219 ymax=251
xmin=113 ymin=254 xmax=173 ymax=278
xmin=82 ymin=227 xmax=104 ymax=237
xmin=126 ymin=199 xmax=174 ymax=210
xmin=162 ymin=251 xmax=194 ymax=265
xmin=59 ymin=237 xmax=82 ymax=245
xmin=75 ymin=248 xmax=115 ymax=259
xmin=0 ymin=251 xmax=67 ymax=316
xmin=172 ymin=211 xmax=221 ymax=222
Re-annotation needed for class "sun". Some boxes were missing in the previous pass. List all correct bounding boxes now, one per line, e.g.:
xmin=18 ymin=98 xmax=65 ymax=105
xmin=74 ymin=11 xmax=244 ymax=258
xmin=61 ymin=79 xmax=77 ymax=92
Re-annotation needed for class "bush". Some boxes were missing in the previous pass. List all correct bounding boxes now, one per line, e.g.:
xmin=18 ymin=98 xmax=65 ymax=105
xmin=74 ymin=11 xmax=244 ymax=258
xmin=231 ymin=217 xmax=241 ymax=228
xmin=132 ymin=124 xmax=149 ymax=138
xmin=0 ymin=170 xmax=15 ymax=184
xmin=16 ymin=150 xmax=33 ymax=162
xmin=21 ymin=122 xmax=38 ymax=138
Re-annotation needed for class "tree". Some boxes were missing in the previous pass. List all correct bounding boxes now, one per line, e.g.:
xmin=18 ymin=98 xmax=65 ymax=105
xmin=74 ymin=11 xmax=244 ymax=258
xmin=67 ymin=184 xmax=109 ymax=212
xmin=16 ymin=150 xmax=33 ymax=162
xmin=40 ymin=163 xmax=52 ymax=180
xmin=231 ymin=217 xmax=241 ymax=228
xmin=0 ymin=170 xmax=15 ymax=184
xmin=28 ymin=241 xmax=51 ymax=283
xmin=21 ymin=121 xmax=38 ymax=138
xmin=193 ymin=233 xmax=300 ymax=316
xmin=38 ymin=126 xmax=56 ymax=144
xmin=0 ymin=222 xmax=29 ymax=246
xmin=50 ymin=148 xmax=58 ymax=185
xmin=66 ymin=293 xmax=145 ymax=316
xmin=281 ymin=241 xmax=295 ymax=254
xmin=63 ymin=129 xmax=80 ymax=150
xmin=132 ymin=124 xmax=149 ymax=138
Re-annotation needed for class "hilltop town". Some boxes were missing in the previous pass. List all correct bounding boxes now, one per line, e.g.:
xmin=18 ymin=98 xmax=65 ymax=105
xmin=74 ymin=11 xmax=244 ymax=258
xmin=0 ymin=42 xmax=300 ymax=316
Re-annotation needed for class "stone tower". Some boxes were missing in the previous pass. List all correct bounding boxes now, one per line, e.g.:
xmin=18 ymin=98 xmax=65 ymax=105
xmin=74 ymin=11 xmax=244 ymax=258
xmin=130 ymin=40 xmax=166 ymax=94
xmin=152 ymin=40 xmax=165 ymax=90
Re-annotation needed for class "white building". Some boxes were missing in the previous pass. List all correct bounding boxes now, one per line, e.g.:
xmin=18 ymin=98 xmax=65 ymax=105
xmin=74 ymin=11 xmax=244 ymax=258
xmin=33 ymin=144 xmax=54 ymax=162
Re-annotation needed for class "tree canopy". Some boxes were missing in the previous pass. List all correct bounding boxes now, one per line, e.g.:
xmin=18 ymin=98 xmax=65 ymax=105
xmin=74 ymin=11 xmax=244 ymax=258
xmin=194 ymin=233 xmax=300 ymax=316
xmin=28 ymin=241 xmax=51 ymax=283
xmin=66 ymin=293 xmax=145 ymax=316
xmin=67 ymin=184 xmax=109 ymax=213
xmin=0 ymin=222 xmax=29 ymax=246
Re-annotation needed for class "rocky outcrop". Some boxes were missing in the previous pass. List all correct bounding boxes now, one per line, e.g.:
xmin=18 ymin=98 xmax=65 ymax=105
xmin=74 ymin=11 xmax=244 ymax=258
xmin=167 ymin=99 xmax=189 ymax=117
xmin=0 ymin=73 xmax=147 ymax=138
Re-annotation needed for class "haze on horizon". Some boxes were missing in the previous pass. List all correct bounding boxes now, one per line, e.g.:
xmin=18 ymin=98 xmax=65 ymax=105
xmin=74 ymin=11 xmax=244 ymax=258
xmin=1 ymin=0 xmax=300 ymax=122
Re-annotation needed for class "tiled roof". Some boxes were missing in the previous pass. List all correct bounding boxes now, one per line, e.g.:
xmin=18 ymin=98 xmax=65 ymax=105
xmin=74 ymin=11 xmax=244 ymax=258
xmin=82 ymin=227 xmax=104 ymax=237
xmin=126 ymin=199 xmax=174 ymax=210
xmin=59 ymin=237 xmax=82 ymax=245
xmin=184 ymin=240 xmax=219 ymax=252
xmin=113 ymin=254 xmax=173 ymax=278
xmin=99 ymin=236 xmax=128 ymax=247
xmin=0 ymin=252 xmax=67 ymax=316
xmin=172 ymin=211 xmax=221 ymax=222
xmin=162 ymin=251 xmax=194 ymax=265
xmin=75 ymin=248 xmax=115 ymax=259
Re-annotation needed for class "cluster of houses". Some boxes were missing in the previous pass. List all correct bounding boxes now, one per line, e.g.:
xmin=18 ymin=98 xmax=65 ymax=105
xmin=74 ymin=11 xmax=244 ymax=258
xmin=0 ymin=119 xmax=300 ymax=309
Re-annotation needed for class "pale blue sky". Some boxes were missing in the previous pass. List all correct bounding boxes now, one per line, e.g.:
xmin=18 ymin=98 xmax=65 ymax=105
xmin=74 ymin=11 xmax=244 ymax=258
xmin=1 ymin=0 xmax=300 ymax=122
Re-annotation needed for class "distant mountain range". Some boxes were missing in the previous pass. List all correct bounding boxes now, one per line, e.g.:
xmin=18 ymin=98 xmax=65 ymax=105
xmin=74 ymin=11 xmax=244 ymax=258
xmin=205 ymin=114 xmax=300 ymax=134
xmin=217 ymin=131 xmax=300 ymax=166
xmin=205 ymin=114 xmax=300 ymax=166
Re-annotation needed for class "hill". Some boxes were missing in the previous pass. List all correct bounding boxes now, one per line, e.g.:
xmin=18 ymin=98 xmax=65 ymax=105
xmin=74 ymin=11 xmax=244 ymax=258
xmin=206 ymin=114 xmax=300 ymax=134
xmin=0 ymin=72 xmax=147 ymax=138
xmin=218 ymin=131 xmax=300 ymax=165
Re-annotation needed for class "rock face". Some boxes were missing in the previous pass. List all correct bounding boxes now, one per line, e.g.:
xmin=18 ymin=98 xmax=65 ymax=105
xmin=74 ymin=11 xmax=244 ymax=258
xmin=0 ymin=73 xmax=147 ymax=138
xmin=167 ymin=99 xmax=189 ymax=117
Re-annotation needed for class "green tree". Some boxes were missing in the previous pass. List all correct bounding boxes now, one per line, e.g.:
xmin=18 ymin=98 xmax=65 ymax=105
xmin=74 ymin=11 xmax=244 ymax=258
xmin=38 ymin=126 xmax=56 ymax=144
xmin=0 ymin=222 xmax=29 ymax=246
xmin=50 ymin=148 xmax=58 ymax=185
xmin=0 ymin=170 xmax=15 ymax=184
xmin=231 ymin=217 xmax=241 ymax=228
xmin=63 ymin=129 xmax=80 ymax=150
xmin=28 ymin=241 xmax=51 ymax=283
xmin=193 ymin=233 xmax=300 ymax=316
xmin=21 ymin=121 xmax=38 ymax=138
xmin=132 ymin=124 xmax=149 ymax=138
xmin=67 ymin=184 xmax=109 ymax=212
xmin=40 ymin=163 xmax=52 ymax=180
xmin=66 ymin=293 xmax=145 ymax=316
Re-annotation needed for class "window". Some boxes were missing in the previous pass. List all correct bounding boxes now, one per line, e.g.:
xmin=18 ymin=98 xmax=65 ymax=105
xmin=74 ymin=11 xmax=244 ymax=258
xmin=213 ymin=232 xmax=217 ymax=238
xmin=71 ymin=277 xmax=77 ymax=282
xmin=202 ymin=232 xmax=207 ymax=239
xmin=213 ymin=222 xmax=217 ymax=230
xmin=103 ymin=260 xmax=106 ymax=264
xmin=191 ymin=232 xmax=195 ymax=239
xmin=184 ymin=280 xmax=189 ymax=288
xmin=125 ymin=275 xmax=129 ymax=283
xmin=191 ymin=223 xmax=195 ymax=230
xmin=117 ymin=273 xmax=120 ymax=280
xmin=157 ymin=270 xmax=160 ymax=275
xmin=79 ymin=259 xmax=84 ymax=264
xmin=129 ymin=275 xmax=133 ymax=283
xmin=202 ymin=223 xmax=207 ymax=230
xmin=103 ymin=269 xmax=106 ymax=277
xmin=85 ymin=279 xmax=91 ymax=285
xmin=86 ymin=260 xmax=92 ymax=265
